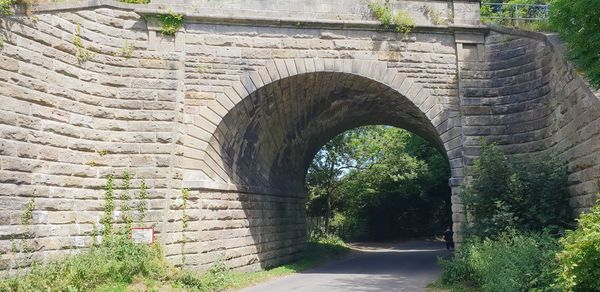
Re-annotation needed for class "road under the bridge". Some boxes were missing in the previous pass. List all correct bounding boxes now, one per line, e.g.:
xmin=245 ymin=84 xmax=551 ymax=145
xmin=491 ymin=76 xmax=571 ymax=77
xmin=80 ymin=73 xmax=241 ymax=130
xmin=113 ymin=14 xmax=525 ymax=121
xmin=241 ymin=240 xmax=447 ymax=292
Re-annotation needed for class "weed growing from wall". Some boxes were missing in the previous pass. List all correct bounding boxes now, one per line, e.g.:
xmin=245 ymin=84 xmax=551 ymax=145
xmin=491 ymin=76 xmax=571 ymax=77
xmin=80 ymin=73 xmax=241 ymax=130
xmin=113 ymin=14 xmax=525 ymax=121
xmin=368 ymin=1 xmax=393 ymax=28
xmin=157 ymin=10 xmax=184 ymax=36
xmin=114 ymin=41 xmax=134 ymax=58
xmin=369 ymin=1 xmax=415 ymax=39
xmin=9 ymin=197 xmax=36 ymax=272
xmin=73 ymin=24 xmax=94 ymax=64
xmin=394 ymin=11 xmax=415 ymax=39
xmin=21 ymin=198 xmax=35 ymax=255
xmin=197 ymin=64 xmax=210 ymax=74
xmin=0 ymin=36 xmax=5 ymax=49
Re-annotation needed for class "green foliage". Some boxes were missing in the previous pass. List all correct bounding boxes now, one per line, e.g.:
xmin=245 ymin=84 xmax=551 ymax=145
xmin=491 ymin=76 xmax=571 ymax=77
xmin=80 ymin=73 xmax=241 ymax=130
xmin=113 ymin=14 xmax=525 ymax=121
xmin=368 ymin=1 xmax=415 ymax=38
xmin=120 ymin=171 xmax=132 ymax=230
xmin=176 ymin=259 xmax=231 ymax=291
xmin=394 ymin=11 xmax=415 ymax=38
xmin=0 ymin=36 xmax=5 ymax=49
xmin=481 ymin=0 xmax=551 ymax=31
xmin=91 ymin=223 xmax=99 ymax=247
xmin=556 ymin=197 xmax=600 ymax=291
xmin=21 ymin=198 xmax=34 ymax=227
xmin=156 ymin=11 xmax=184 ymax=36
xmin=0 ymin=0 xmax=12 ymax=15
xmin=550 ymin=0 xmax=600 ymax=89
xmin=368 ymin=1 xmax=393 ymax=27
xmin=101 ymin=173 xmax=115 ymax=236
xmin=180 ymin=188 xmax=190 ymax=266
xmin=137 ymin=179 xmax=148 ymax=221
xmin=461 ymin=141 xmax=571 ymax=238
xmin=306 ymin=126 xmax=451 ymax=241
xmin=0 ymin=0 xmax=19 ymax=15
xmin=0 ymin=236 xmax=171 ymax=292
xmin=73 ymin=24 xmax=94 ymax=64
xmin=0 ymin=229 xmax=347 ymax=292
xmin=21 ymin=198 xmax=35 ymax=254
xmin=197 ymin=64 xmax=210 ymax=73
xmin=181 ymin=188 xmax=189 ymax=231
xmin=114 ymin=41 xmax=134 ymax=58
xmin=439 ymin=231 xmax=561 ymax=292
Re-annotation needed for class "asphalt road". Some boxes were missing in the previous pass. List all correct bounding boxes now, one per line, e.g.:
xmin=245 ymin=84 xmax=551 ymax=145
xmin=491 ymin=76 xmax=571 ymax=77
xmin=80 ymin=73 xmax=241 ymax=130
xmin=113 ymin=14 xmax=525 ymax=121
xmin=240 ymin=240 xmax=449 ymax=292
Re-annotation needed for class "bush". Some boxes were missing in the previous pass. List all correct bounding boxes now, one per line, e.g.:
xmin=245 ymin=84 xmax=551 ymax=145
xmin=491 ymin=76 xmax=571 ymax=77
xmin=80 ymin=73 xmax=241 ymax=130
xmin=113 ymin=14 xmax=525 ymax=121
xmin=175 ymin=259 xmax=231 ymax=291
xmin=556 ymin=198 xmax=600 ymax=291
xmin=0 ymin=235 xmax=171 ymax=291
xmin=462 ymin=142 xmax=571 ymax=238
xmin=439 ymin=231 xmax=560 ymax=292
xmin=549 ymin=0 xmax=600 ymax=89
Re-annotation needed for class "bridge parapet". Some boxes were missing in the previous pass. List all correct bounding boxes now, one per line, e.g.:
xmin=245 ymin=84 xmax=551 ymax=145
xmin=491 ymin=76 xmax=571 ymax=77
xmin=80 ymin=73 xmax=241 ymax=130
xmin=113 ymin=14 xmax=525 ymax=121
xmin=32 ymin=0 xmax=480 ymax=27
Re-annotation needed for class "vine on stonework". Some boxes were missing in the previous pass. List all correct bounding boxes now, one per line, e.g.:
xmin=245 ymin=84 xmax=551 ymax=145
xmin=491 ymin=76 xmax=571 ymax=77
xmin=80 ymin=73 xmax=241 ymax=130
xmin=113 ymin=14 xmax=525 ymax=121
xmin=101 ymin=173 xmax=115 ymax=237
xmin=180 ymin=188 xmax=190 ymax=266
xmin=120 ymin=171 xmax=132 ymax=231
xmin=137 ymin=179 xmax=148 ymax=222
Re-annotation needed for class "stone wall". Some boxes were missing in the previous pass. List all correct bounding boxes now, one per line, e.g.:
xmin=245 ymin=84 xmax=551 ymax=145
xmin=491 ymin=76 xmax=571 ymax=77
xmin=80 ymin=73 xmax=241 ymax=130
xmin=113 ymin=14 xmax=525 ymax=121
xmin=0 ymin=0 xmax=599 ymax=275
xmin=458 ymin=27 xmax=600 ymax=214
xmin=0 ymin=6 xmax=185 ymax=271
xmin=177 ymin=190 xmax=305 ymax=271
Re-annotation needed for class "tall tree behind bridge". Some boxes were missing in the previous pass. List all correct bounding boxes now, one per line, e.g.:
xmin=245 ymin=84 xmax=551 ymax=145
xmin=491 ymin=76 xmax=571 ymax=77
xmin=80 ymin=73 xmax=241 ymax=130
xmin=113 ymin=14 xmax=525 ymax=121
xmin=306 ymin=126 xmax=451 ymax=240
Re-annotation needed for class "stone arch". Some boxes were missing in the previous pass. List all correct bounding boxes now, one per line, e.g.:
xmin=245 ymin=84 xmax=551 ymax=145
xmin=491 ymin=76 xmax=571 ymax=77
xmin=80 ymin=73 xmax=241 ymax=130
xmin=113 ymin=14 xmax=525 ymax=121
xmin=193 ymin=59 xmax=463 ymax=194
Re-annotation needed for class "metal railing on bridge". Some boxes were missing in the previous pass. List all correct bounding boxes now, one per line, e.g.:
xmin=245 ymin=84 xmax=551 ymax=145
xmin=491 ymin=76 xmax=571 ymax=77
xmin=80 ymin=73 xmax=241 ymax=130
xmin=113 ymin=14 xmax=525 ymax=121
xmin=481 ymin=2 xmax=550 ymax=29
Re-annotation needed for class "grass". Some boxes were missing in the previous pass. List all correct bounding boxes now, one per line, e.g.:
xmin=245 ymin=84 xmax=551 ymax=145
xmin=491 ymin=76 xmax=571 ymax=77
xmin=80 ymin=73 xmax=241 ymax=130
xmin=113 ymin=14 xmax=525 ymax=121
xmin=0 ymin=235 xmax=349 ymax=292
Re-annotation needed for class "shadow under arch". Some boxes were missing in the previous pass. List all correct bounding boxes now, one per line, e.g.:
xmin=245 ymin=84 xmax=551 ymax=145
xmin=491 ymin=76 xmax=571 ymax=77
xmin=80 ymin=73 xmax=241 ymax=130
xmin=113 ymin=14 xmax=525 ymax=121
xmin=201 ymin=71 xmax=453 ymax=192
xmin=196 ymin=69 xmax=462 ymax=269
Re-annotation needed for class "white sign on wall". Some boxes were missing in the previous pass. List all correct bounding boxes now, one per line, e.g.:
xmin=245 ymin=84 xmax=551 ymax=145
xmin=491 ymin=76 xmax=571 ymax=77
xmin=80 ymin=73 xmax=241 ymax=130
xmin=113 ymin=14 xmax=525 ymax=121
xmin=131 ymin=227 xmax=154 ymax=244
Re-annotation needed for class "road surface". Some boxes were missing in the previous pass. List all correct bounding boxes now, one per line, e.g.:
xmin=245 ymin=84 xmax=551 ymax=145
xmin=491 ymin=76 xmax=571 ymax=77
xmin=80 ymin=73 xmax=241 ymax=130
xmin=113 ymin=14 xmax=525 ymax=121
xmin=240 ymin=240 xmax=448 ymax=292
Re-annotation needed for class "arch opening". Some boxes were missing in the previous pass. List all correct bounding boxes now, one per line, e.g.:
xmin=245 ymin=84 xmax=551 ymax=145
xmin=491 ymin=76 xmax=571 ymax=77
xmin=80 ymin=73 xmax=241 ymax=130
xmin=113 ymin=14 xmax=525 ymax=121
xmin=200 ymin=71 xmax=453 ymax=194
xmin=304 ymin=125 xmax=452 ymax=241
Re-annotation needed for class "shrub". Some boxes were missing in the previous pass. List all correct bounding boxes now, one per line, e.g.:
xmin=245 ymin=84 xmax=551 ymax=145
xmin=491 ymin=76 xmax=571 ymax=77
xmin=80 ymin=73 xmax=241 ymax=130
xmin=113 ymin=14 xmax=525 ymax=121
xmin=0 ymin=236 xmax=171 ymax=291
xmin=439 ymin=231 xmax=560 ymax=291
xmin=556 ymin=198 xmax=600 ymax=291
xmin=175 ymin=259 xmax=231 ymax=291
xmin=438 ymin=243 xmax=476 ymax=285
xmin=550 ymin=0 xmax=600 ymax=89
xmin=157 ymin=10 xmax=184 ymax=36
xmin=462 ymin=142 xmax=571 ymax=238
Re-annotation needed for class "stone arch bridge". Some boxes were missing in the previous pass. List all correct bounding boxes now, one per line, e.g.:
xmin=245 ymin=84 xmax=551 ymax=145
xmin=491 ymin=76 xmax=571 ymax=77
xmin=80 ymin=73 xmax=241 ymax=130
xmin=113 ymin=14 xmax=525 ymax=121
xmin=0 ymin=0 xmax=599 ymax=272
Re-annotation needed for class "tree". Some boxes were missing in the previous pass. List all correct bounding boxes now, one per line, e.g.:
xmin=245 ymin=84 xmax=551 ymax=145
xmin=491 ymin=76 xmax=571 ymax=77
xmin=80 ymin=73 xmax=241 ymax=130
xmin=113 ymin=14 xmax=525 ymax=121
xmin=306 ymin=126 xmax=452 ymax=240
xmin=550 ymin=0 xmax=600 ymax=89
xmin=461 ymin=141 xmax=572 ymax=238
